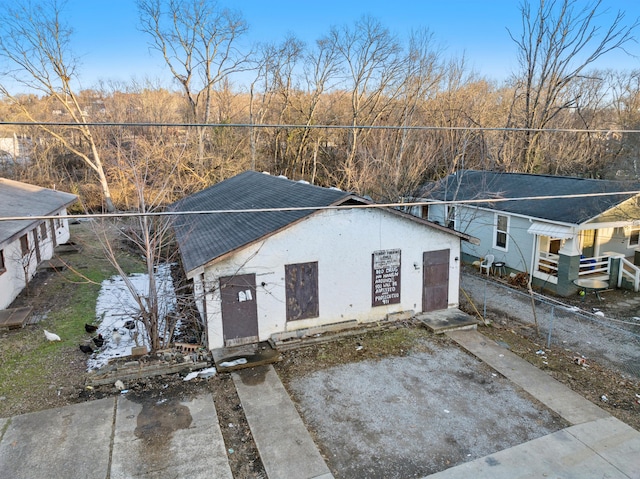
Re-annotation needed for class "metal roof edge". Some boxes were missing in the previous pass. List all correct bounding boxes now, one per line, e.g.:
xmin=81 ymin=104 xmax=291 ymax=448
xmin=0 ymin=204 xmax=76 ymax=245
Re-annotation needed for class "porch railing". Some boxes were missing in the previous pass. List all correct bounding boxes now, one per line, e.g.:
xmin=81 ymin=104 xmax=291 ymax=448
xmin=578 ymin=255 xmax=610 ymax=277
xmin=618 ymin=257 xmax=640 ymax=292
xmin=537 ymin=252 xmax=558 ymax=275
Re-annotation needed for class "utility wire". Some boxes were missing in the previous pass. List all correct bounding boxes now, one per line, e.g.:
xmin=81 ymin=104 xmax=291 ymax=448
xmin=1 ymin=120 xmax=640 ymax=134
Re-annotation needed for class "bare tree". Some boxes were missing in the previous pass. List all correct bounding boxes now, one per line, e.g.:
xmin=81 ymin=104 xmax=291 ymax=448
xmin=137 ymin=0 xmax=252 ymax=163
xmin=249 ymin=35 xmax=305 ymax=174
xmin=360 ymin=29 xmax=445 ymax=201
xmin=12 ymin=229 xmax=41 ymax=298
xmin=507 ymin=0 xmax=638 ymax=173
xmin=610 ymin=69 xmax=640 ymax=177
xmin=294 ymin=37 xmax=341 ymax=182
xmin=327 ymin=16 xmax=407 ymax=190
xmin=93 ymin=137 xmax=182 ymax=352
xmin=0 ymin=0 xmax=116 ymax=212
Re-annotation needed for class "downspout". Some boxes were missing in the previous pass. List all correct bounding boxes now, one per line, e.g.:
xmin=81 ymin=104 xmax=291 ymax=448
xmin=527 ymin=219 xmax=539 ymax=336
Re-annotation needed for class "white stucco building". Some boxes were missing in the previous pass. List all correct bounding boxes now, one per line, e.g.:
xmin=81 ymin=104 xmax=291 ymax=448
xmin=171 ymin=171 xmax=476 ymax=350
xmin=0 ymin=178 xmax=77 ymax=310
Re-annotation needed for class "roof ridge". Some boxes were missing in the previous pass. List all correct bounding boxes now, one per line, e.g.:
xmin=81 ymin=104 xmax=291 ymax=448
xmin=456 ymin=169 xmax=640 ymax=185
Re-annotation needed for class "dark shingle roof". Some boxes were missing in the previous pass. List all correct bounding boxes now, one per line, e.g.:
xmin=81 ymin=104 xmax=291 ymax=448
xmin=423 ymin=170 xmax=640 ymax=224
xmin=170 ymin=171 xmax=357 ymax=274
xmin=0 ymin=178 xmax=77 ymax=244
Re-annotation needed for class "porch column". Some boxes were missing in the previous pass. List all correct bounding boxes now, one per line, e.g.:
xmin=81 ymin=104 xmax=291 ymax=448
xmin=556 ymin=237 xmax=581 ymax=296
xmin=608 ymin=256 xmax=622 ymax=289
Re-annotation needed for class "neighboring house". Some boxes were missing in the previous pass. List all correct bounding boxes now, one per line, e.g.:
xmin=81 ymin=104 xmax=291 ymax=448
xmin=171 ymin=171 xmax=476 ymax=350
xmin=0 ymin=178 xmax=77 ymax=310
xmin=0 ymin=135 xmax=31 ymax=165
xmin=410 ymin=170 xmax=640 ymax=296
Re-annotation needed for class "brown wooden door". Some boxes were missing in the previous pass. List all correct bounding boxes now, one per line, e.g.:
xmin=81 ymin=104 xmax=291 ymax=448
xmin=422 ymin=249 xmax=449 ymax=312
xmin=220 ymin=273 xmax=259 ymax=347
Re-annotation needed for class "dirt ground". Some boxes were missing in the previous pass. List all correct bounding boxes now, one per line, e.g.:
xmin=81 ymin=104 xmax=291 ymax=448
xmin=461 ymin=266 xmax=640 ymax=379
xmin=478 ymin=317 xmax=640 ymax=432
xmin=459 ymin=268 xmax=640 ymax=431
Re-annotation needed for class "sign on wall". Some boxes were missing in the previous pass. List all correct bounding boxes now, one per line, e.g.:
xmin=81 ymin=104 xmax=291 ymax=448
xmin=372 ymin=249 xmax=401 ymax=306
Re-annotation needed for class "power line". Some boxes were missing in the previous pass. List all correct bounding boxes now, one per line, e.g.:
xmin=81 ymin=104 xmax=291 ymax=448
xmin=2 ymin=190 xmax=639 ymax=222
xmin=1 ymin=120 xmax=640 ymax=134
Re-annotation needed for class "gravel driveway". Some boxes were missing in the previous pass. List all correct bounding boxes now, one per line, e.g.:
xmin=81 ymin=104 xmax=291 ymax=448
xmin=288 ymin=341 xmax=567 ymax=479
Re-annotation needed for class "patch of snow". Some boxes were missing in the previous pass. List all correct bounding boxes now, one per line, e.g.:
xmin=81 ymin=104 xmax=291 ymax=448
xmin=87 ymin=264 xmax=176 ymax=370
xmin=198 ymin=367 xmax=217 ymax=378
xmin=183 ymin=371 xmax=199 ymax=381
xmin=219 ymin=358 xmax=247 ymax=368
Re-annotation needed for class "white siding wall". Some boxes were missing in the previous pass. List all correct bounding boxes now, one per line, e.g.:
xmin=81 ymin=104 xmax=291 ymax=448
xmin=53 ymin=215 xmax=71 ymax=246
xmin=192 ymin=274 xmax=205 ymax=319
xmin=506 ymin=217 xmax=537 ymax=272
xmin=593 ymin=226 xmax=638 ymax=257
xmin=428 ymin=203 xmax=535 ymax=272
xmin=0 ymin=237 xmax=28 ymax=310
xmin=202 ymin=208 xmax=461 ymax=349
xmin=0 ymin=212 xmax=72 ymax=310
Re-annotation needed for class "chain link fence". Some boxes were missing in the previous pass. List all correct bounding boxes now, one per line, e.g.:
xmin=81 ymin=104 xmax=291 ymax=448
xmin=460 ymin=272 xmax=640 ymax=379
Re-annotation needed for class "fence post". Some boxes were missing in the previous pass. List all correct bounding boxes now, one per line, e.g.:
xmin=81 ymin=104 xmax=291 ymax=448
xmin=483 ymin=280 xmax=487 ymax=323
xmin=547 ymin=306 xmax=554 ymax=349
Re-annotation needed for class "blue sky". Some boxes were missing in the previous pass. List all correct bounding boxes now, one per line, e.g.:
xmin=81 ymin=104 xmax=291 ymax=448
xmin=60 ymin=0 xmax=640 ymax=90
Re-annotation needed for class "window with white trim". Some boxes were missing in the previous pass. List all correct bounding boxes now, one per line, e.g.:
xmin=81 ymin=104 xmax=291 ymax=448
xmin=629 ymin=227 xmax=640 ymax=248
xmin=494 ymin=214 xmax=509 ymax=250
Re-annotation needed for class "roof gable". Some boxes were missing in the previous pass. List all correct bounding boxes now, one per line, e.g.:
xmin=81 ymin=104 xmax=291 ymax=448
xmin=423 ymin=170 xmax=640 ymax=224
xmin=170 ymin=171 xmax=358 ymax=273
xmin=0 ymin=178 xmax=77 ymax=243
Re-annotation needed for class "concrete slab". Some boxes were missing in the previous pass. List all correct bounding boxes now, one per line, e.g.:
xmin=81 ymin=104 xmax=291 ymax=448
xmin=416 ymin=308 xmax=478 ymax=333
xmin=0 ymin=397 xmax=115 ymax=479
xmin=0 ymin=307 xmax=32 ymax=329
xmin=422 ymin=425 xmax=631 ymax=479
xmin=111 ymin=393 xmax=232 ymax=479
xmin=212 ymin=341 xmax=280 ymax=373
xmin=565 ymin=417 xmax=640 ymax=478
xmin=446 ymin=329 xmax=609 ymax=424
xmin=233 ymin=365 xmax=334 ymax=479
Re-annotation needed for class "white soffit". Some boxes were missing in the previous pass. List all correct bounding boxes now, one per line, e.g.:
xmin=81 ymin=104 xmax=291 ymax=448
xmin=527 ymin=222 xmax=574 ymax=239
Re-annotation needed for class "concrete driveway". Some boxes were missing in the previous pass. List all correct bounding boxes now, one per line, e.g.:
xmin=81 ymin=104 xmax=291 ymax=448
xmin=0 ymin=393 xmax=232 ymax=479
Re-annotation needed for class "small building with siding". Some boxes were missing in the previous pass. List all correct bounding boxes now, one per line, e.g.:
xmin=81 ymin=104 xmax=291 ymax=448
xmin=0 ymin=178 xmax=77 ymax=310
xmin=409 ymin=170 xmax=640 ymax=296
xmin=171 ymin=171 xmax=476 ymax=350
